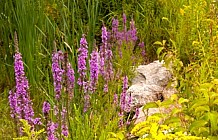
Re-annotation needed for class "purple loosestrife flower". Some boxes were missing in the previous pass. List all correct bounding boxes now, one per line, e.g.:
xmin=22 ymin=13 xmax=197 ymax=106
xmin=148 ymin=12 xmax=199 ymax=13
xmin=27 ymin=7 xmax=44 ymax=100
xmin=106 ymin=48 xmax=113 ymax=80
xmin=9 ymin=90 xmax=17 ymax=119
xmin=99 ymin=26 xmax=108 ymax=76
xmin=53 ymin=105 xmax=59 ymax=116
xmin=113 ymin=93 xmax=118 ymax=105
xmin=120 ymin=92 xmax=126 ymax=112
xmin=124 ymin=94 xmax=132 ymax=112
xmin=117 ymin=40 xmax=123 ymax=58
xmin=83 ymin=94 xmax=90 ymax=112
xmin=61 ymin=108 xmax=68 ymax=137
xmin=99 ymin=52 xmax=105 ymax=76
xmin=123 ymin=13 xmax=127 ymax=32
xmin=112 ymin=18 xmax=119 ymax=39
xmin=103 ymin=84 xmax=108 ymax=93
xmin=9 ymin=51 xmax=35 ymax=125
xmin=89 ymin=49 xmax=99 ymax=92
xmin=118 ymin=112 xmax=124 ymax=127
xmin=47 ymin=121 xmax=58 ymax=140
xmin=102 ymin=26 xmax=108 ymax=50
xmin=66 ymin=62 xmax=75 ymax=98
xmin=129 ymin=19 xmax=138 ymax=42
xmin=120 ymin=76 xmax=128 ymax=111
xmin=43 ymin=101 xmax=51 ymax=115
xmin=122 ymin=13 xmax=128 ymax=42
xmin=33 ymin=118 xmax=42 ymax=125
xmin=77 ymin=35 xmax=88 ymax=87
xmin=52 ymin=51 xmax=64 ymax=100
xmin=139 ymin=42 xmax=146 ymax=57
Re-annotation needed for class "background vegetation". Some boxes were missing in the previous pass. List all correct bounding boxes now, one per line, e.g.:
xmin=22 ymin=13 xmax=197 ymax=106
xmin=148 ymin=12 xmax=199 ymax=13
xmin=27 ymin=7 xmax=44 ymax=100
xmin=0 ymin=0 xmax=218 ymax=139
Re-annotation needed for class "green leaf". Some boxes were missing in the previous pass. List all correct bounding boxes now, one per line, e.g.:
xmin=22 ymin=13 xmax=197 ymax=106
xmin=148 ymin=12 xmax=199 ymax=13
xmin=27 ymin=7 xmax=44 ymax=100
xmin=208 ymin=136 xmax=218 ymax=140
xmin=189 ymin=99 xmax=207 ymax=111
xmin=35 ymin=128 xmax=45 ymax=138
xmin=162 ymin=40 xmax=166 ymax=46
xmin=198 ymin=127 xmax=209 ymax=135
xmin=162 ymin=17 xmax=169 ymax=21
xmin=170 ymin=94 xmax=178 ymax=101
xmin=116 ymin=131 xmax=125 ymax=140
xmin=195 ymin=105 xmax=210 ymax=113
xmin=213 ymin=99 xmax=218 ymax=105
xmin=13 ymin=136 xmax=28 ymax=140
xmin=189 ymin=120 xmax=208 ymax=133
xmin=143 ymin=102 xmax=158 ymax=110
xmin=159 ymin=99 xmax=173 ymax=107
xmin=207 ymin=112 xmax=218 ymax=134
xmin=178 ymin=98 xmax=189 ymax=104
xmin=164 ymin=117 xmax=180 ymax=125
xmin=154 ymin=41 xmax=163 ymax=46
xmin=156 ymin=47 xmax=165 ymax=57
xmin=108 ymin=132 xmax=117 ymax=138
xmin=171 ymin=108 xmax=182 ymax=115
xmin=212 ymin=79 xmax=218 ymax=85
xmin=210 ymin=92 xmax=218 ymax=100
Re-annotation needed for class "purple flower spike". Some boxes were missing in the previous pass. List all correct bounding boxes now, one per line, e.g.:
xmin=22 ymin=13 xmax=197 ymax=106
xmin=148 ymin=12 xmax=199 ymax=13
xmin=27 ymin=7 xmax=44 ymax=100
xmin=9 ymin=51 xmax=36 ymax=126
xmin=139 ymin=42 xmax=146 ymax=57
xmin=123 ymin=13 xmax=127 ymax=28
xmin=89 ymin=50 xmax=99 ymax=92
xmin=102 ymin=26 xmax=108 ymax=48
xmin=106 ymin=49 xmax=113 ymax=80
xmin=120 ymin=76 xmax=128 ymax=111
xmin=129 ymin=19 xmax=138 ymax=42
xmin=99 ymin=26 xmax=108 ymax=76
xmin=113 ymin=93 xmax=118 ymax=105
xmin=43 ymin=101 xmax=51 ymax=115
xmin=83 ymin=94 xmax=90 ymax=112
xmin=52 ymin=51 xmax=64 ymax=100
xmin=122 ymin=13 xmax=127 ymax=41
xmin=77 ymin=35 xmax=88 ymax=87
xmin=112 ymin=18 xmax=119 ymax=39
xmin=47 ymin=121 xmax=58 ymax=140
xmin=122 ymin=76 xmax=128 ymax=94
xmin=66 ymin=62 xmax=75 ymax=98
xmin=103 ymin=84 xmax=108 ymax=93
xmin=33 ymin=118 xmax=42 ymax=125
xmin=61 ymin=108 xmax=68 ymax=137
xmin=8 ymin=90 xmax=17 ymax=119
xmin=125 ymin=94 xmax=132 ymax=112
xmin=99 ymin=26 xmax=108 ymax=77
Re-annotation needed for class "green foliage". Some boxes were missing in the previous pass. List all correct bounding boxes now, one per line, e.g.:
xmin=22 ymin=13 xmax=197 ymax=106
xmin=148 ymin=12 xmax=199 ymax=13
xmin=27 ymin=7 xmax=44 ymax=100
xmin=13 ymin=119 xmax=44 ymax=140
xmin=131 ymin=116 xmax=209 ymax=140
xmin=107 ymin=131 xmax=125 ymax=140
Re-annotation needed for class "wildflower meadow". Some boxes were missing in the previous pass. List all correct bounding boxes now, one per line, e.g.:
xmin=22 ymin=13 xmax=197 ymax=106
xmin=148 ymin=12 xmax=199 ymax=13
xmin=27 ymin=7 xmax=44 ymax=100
xmin=1 ymin=0 xmax=218 ymax=140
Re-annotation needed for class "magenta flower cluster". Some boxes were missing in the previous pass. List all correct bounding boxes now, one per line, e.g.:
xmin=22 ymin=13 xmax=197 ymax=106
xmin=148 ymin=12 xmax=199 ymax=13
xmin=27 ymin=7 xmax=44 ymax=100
xmin=50 ymin=50 xmax=76 ymax=138
xmin=119 ymin=75 xmax=132 ymax=126
xmin=43 ymin=101 xmax=51 ymax=115
xmin=109 ymin=13 xmax=145 ymax=60
xmin=99 ymin=25 xmax=114 ymax=92
xmin=47 ymin=121 xmax=58 ymax=140
xmin=99 ymin=26 xmax=107 ymax=76
xmin=9 ymin=51 xmax=41 ymax=133
xmin=89 ymin=49 xmax=99 ymax=92
xmin=77 ymin=35 xmax=88 ymax=87
xmin=52 ymin=51 xmax=64 ymax=100
xmin=9 ymin=13 xmax=142 ymax=138
xmin=66 ymin=62 xmax=75 ymax=98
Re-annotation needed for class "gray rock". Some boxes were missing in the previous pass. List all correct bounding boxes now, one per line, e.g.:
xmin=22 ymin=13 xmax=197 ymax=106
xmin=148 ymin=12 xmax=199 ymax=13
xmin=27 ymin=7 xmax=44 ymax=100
xmin=127 ymin=60 xmax=177 ymax=124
